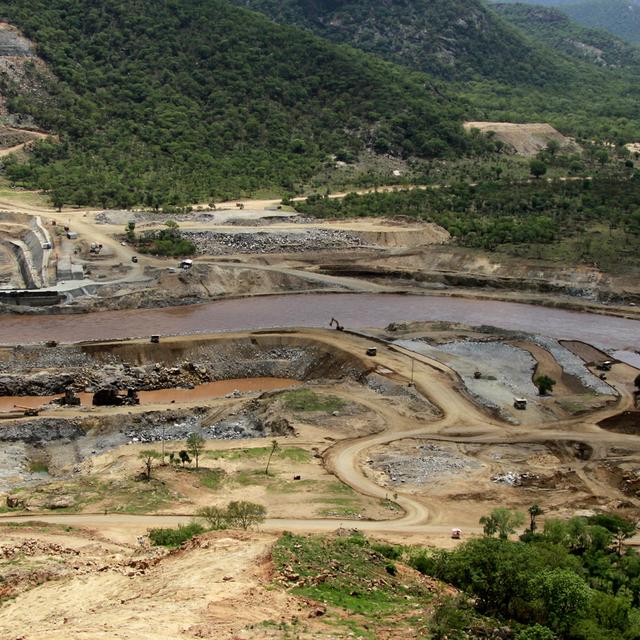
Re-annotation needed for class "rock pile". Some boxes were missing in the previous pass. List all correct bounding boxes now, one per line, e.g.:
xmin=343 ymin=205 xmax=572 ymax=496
xmin=372 ymin=444 xmax=480 ymax=485
xmin=182 ymin=229 xmax=365 ymax=255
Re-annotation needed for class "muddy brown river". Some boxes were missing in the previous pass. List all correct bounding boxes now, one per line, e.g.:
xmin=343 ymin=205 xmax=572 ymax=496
xmin=0 ymin=294 xmax=638 ymax=363
xmin=0 ymin=377 xmax=298 ymax=413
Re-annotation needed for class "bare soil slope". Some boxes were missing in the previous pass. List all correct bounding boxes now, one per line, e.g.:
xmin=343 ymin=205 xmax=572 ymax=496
xmin=464 ymin=121 xmax=579 ymax=156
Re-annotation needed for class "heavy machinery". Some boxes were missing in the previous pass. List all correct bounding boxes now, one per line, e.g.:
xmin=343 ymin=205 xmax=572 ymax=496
xmin=329 ymin=317 xmax=344 ymax=331
xmin=13 ymin=405 xmax=40 ymax=417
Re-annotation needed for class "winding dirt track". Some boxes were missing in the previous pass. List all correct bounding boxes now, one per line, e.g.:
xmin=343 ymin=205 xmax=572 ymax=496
xmin=1 ymin=330 xmax=638 ymax=540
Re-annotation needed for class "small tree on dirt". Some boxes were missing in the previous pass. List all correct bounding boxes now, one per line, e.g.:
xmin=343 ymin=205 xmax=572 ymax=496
xmin=535 ymin=375 xmax=556 ymax=396
xmin=546 ymin=139 xmax=561 ymax=157
xmin=125 ymin=221 xmax=136 ymax=243
xmin=139 ymin=450 xmax=161 ymax=480
xmin=530 ymin=159 xmax=547 ymax=179
xmin=186 ymin=433 xmax=205 ymax=470
xmin=52 ymin=191 xmax=64 ymax=212
xmin=480 ymin=508 xmax=525 ymax=540
xmin=197 ymin=505 xmax=229 ymax=530
xmin=265 ymin=439 xmax=279 ymax=475
xmin=528 ymin=504 xmax=544 ymax=533
xmin=179 ymin=450 xmax=191 ymax=466
xmin=226 ymin=501 xmax=266 ymax=530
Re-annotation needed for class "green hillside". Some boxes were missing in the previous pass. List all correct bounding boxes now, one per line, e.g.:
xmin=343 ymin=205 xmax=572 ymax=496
xmin=564 ymin=0 xmax=640 ymax=44
xmin=230 ymin=0 xmax=640 ymax=142
xmin=494 ymin=3 xmax=640 ymax=68
xmin=0 ymin=0 xmax=476 ymax=208
xmin=229 ymin=0 xmax=559 ymax=83
xmin=491 ymin=0 xmax=640 ymax=44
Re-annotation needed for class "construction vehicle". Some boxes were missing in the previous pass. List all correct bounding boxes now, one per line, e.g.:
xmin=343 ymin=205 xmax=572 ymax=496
xmin=329 ymin=317 xmax=344 ymax=331
xmin=451 ymin=528 xmax=462 ymax=540
xmin=366 ymin=348 xmax=377 ymax=356
xmin=14 ymin=405 xmax=40 ymax=417
xmin=513 ymin=398 xmax=528 ymax=410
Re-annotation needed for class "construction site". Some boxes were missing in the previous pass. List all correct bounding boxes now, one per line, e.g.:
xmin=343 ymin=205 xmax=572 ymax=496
xmin=0 ymin=309 xmax=636 ymax=636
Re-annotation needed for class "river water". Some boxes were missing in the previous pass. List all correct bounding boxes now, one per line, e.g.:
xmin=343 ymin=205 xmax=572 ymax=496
xmin=0 ymin=293 xmax=638 ymax=363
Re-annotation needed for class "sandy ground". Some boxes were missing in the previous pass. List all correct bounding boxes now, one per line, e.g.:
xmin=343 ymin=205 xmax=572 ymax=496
xmin=0 ymin=527 xmax=307 ymax=640
xmin=464 ymin=121 xmax=579 ymax=156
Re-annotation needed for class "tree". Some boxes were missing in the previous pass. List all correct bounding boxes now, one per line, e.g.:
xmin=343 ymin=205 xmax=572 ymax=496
xmin=635 ymin=373 xmax=640 ymax=389
xmin=515 ymin=625 xmax=556 ymax=640
xmin=546 ymin=139 xmax=560 ymax=157
xmin=179 ymin=450 xmax=191 ymax=466
xmin=139 ymin=449 xmax=161 ymax=480
xmin=51 ymin=190 xmax=65 ymax=212
xmin=197 ymin=505 xmax=228 ymax=530
xmin=529 ymin=504 xmax=543 ymax=533
xmin=535 ymin=375 xmax=556 ymax=396
xmin=186 ymin=433 xmax=205 ymax=470
xmin=530 ymin=159 xmax=547 ymax=179
xmin=480 ymin=508 xmax=525 ymax=540
xmin=265 ymin=439 xmax=279 ymax=475
xmin=531 ymin=569 xmax=591 ymax=635
xmin=226 ymin=501 xmax=266 ymax=530
xmin=125 ymin=221 xmax=136 ymax=243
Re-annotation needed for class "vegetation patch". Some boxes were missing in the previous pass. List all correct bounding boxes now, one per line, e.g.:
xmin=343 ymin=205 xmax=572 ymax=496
xmin=148 ymin=522 xmax=206 ymax=547
xmin=279 ymin=389 xmax=347 ymax=413
xmin=272 ymin=532 xmax=433 ymax=616
xmin=0 ymin=0 xmax=480 ymax=209
xmin=198 ymin=467 xmax=226 ymax=490
xmin=298 ymin=172 xmax=640 ymax=269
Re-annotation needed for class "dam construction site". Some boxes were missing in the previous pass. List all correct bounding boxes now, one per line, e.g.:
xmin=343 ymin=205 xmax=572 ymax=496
xmin=0 ymin=7 xmax=640 ymax=634
xmin=0 ymin=187 xmax=637 ymax=639
xmin=0 ymin=299 xmax=637 ymax=637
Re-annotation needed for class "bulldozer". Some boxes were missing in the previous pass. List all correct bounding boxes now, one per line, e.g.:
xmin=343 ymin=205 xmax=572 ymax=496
xmin=14 ymin=405 xmax=40 ymax=417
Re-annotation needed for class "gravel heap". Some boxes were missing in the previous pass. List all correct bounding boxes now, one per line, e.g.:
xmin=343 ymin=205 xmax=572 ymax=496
xmin=491 ymin=471 xmax=536 ymax=486
xmin=372 ymin=443 xmax=480 ymax=485
xmin=182 ymin=229 xmax=365 ymax=255
xmin=123 ymin=412 xmax=267 ymax=445
xmin=0 ymin=343 xmax=363 ymax=396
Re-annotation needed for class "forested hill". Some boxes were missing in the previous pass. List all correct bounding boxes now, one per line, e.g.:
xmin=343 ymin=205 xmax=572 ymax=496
xmin=227 ymin=0 xmax=560 ymax=84
xmin=228 ymin=0 xmax=640 ymax=142
xmin=494 ymin=3 xmax=640 ymax=69
xmin=563 ymin=0 xmax=640 ymax=44
xmin=492 ymin=0 xmax=640 ymax=44
xmin=0 ymin=0 xmax=474 ymax=209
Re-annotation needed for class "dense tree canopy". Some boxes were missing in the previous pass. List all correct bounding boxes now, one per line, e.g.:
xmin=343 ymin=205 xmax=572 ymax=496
xmin=0 ymin=0 xmax=480 ymax=208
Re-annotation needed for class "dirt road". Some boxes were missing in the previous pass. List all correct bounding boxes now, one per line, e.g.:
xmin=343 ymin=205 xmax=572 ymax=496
xmin=1 ymin=330 xmax=636 ymax=541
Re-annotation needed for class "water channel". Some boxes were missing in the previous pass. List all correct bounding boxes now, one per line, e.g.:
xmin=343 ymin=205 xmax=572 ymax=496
xmin=0 ymin=377 xmax=298 ymax=413
xmin=0 ymin=294 xmax=638 ymax=365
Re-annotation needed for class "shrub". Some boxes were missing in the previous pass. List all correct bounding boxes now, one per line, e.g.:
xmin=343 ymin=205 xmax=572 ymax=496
xmin=147 ymin=522 xmax=205 ymax=547
xmin=196 ymin=506 xmax=229 ymax=530
xmin=516 ymin=625 xmax=556 ymax=640
xmin=408 ymin=552 xmax=436 ymax=575
xmin=535 ymin=375 xmax=556 ymax=396
xmin=372 ymin=542 xmax=402 ymax=560
xmin=429 ymin=595 xmax=474 ymax=640
xmin=226 ymin=501 xmax=267 ymax=530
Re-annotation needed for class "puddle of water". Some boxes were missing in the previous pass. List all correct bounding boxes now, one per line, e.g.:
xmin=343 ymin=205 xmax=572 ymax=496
xmin=0 ymin=377 xmax=298 ymax=413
